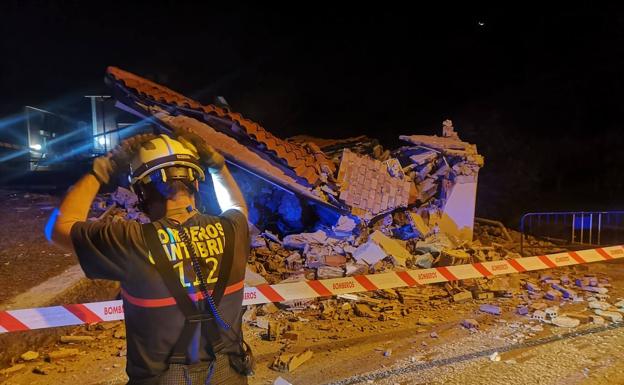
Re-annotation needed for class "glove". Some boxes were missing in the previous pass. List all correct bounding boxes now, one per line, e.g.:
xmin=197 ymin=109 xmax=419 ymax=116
xmin=90 ymin=133 xmax=156 ymax=185
xmin=173 ymin=127 xmax=225 ymax=173
xmin=91 ymin=153 xmax=115 ymax=185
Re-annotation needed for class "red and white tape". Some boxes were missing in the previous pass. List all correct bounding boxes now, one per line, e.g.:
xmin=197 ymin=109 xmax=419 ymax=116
xmin=1 ymin=245 xmax=622 ymax=333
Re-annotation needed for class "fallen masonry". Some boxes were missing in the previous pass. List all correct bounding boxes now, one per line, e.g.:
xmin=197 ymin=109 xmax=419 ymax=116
xmin=271 ymin=350 xmax=314 ymax=373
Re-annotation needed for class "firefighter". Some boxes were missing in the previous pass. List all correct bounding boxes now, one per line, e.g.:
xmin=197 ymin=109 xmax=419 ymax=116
xmin=50 ymin=131 xmax=252 ymax=385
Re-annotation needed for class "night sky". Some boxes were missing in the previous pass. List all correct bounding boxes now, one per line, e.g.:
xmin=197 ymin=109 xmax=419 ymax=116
xmin=2 ymin=2 xmax=624 ymax=225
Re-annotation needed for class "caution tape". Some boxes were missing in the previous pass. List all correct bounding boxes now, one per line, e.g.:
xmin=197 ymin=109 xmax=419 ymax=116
xmin=1 ymin=245 xmax=622 ymax=333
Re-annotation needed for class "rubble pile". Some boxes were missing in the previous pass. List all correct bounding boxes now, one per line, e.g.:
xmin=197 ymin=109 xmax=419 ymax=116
xmin=0 ymin=321 xmax=127 ymax=377
xmin=242 ymin=263 xmax=624 ymax=373
xmin=474 ymin=221 xmax=565 ymax=257
xmin=90 ymin=187 xmax=150 ymax=224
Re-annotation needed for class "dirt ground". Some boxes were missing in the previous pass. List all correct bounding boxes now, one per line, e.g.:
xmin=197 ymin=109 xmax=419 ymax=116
xmin=1 ymin=260 xmax=623 ymax=385
xmin=0 ymin=190 xmax=77 ymax=303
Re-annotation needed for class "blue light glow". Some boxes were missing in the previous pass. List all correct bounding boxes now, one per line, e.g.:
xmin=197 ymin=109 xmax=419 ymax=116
xmin=45 ymin=208 xmax=60 ymax=243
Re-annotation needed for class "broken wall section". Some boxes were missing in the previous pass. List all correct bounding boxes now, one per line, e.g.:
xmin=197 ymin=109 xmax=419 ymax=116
xmin=395 ymin=120 xmax=484 ymax=241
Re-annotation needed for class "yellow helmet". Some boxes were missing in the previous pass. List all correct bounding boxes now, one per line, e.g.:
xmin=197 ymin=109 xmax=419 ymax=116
xmin=129 ymin=134 xmax=205 ymax=189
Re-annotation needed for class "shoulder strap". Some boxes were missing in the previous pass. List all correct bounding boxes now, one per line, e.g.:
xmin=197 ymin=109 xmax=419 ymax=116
xmin=210 ymin=216 xmax=235 ymax=305
xmin=141 ymin=222 xmax=199 ymax=318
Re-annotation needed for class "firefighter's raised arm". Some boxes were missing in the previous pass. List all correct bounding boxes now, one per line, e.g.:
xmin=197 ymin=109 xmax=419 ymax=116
xmin=175 ymin=130 xmax=248 ymax=218
xmin=48 ymin=134 xmax=155 ymax=251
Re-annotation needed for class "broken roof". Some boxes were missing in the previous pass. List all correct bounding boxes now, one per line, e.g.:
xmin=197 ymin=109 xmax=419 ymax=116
xmin=106 ymin=66 xmax=336 ymax=187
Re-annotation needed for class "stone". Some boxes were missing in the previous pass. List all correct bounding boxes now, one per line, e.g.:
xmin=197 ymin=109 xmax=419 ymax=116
xmin=408 ymin=212 xmax=430 ymax=237
xmin=591 ymin=315 xmax=606 ymax=325
xmin=46 ymin=348 xmax=79 ymax=361
xmin=20 ymin=351 xmax=39 ymax=361
xmin=369 ymin=231 xmax=411 ymax=266
xmin=345 ymin=262 xmax=368 ymax=276
xmin=461 ymin=319 xmax=480 ymax=329
xmin=333 ymin=215 xmax=357 ymax=234
xmin=283 ymin=230 xmax=328 ymax=250
xmin=580 ymin=286 xmax=608 ymax=294
xmin=566 ymin=312 xmax=591 ymax=324
xmin=271 ymin=349 xmax=313 ymax=372
xmin=441 ymin=249 xmax=471 ymax=264
xmin=354 ymin=303 xmax=377 ymax=318
xmin=552 ymin=316 xmax=580 ymax=328
xmin=111 ymin=187 xmax=138 ymax=208
xmin=473 ymin=291 xmax=494 ymax=300
xmin=352 ymin=239 xmax=387 ymax=265
xmin=453 ymin=291 xmax=472 ymax=303
xmin=33 ymin=366 xmax=53 ymax=375
xmin=594 ymin=309 xmax=623 ymax=323
xmin=60 ymin=335 xmax=95 ymax=344
xmin=316 ymin=265 xmax=344 ymax=279
xmin=479 ymin=304 xmax=501 ymax=315
xmin=384 ymin=349 xmax=392 ymax=357
xmin=322 ymin=254 xmax=348 ymax=267
xmin=544 ymin=290 xmax=562 ymax=301
xmin=551 ymin=283 xmax=575 ymax=299
xmin=588 ymin=301 xmax=611 ymax=311
xmin=516 ymin=306 xmax=529 ymax=316
xmin=414 ymin=253 xmax=434 ymax=268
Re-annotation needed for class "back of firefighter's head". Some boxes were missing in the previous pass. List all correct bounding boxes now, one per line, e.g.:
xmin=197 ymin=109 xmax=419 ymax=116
xmin=128 ymin=134 xmax=205 ymax=216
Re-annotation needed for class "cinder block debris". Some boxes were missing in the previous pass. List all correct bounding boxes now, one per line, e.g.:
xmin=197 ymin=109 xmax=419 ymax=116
xmin=532 ymin=310 xmax=546 ymax=322
xmin=479 ymin=304 xmax=501 ymax=315
xmin=544 ymin=306 xmax=559 ymax=320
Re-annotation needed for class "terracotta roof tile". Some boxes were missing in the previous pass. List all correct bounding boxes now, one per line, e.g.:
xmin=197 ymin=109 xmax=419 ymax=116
xmin=106 ymin=66 xmax=335 ymax=186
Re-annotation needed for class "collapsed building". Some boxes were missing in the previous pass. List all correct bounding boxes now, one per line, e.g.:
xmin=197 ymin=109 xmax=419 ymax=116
xmin=103 ymin=67 xmax=487 ymax=285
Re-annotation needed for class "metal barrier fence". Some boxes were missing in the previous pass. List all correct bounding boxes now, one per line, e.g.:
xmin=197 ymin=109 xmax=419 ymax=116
xmin=520 ymin=211 xmax=624 ymax=254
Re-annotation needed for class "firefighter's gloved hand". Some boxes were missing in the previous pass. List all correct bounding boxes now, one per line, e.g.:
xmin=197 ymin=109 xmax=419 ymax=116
xmin=91 ymin=134 xmax=156 ymax=185
xmin=174 ymin=129 xmax=225 ymax=173
xmin=91 ymin=154 xmax=115 ymax=185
